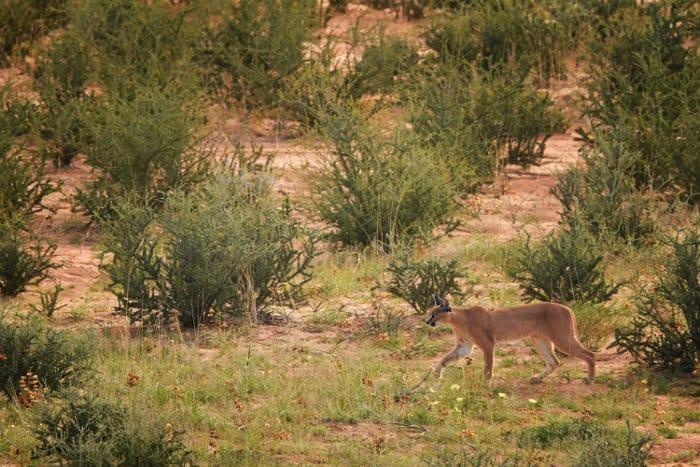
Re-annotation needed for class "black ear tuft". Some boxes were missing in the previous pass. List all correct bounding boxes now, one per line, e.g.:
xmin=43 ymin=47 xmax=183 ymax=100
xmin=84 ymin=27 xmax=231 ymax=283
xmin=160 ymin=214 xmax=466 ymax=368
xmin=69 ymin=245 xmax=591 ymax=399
xmin=433 ymin=294 xmax=441 ymax=306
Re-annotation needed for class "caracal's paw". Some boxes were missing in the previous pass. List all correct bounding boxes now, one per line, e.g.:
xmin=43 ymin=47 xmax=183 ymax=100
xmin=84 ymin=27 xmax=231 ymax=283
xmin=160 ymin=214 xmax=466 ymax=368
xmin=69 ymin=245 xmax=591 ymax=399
xmin=529 ymin=376 xmax=543 ymax=385
xmin=582 ymin=376 xmax=594 ymax=385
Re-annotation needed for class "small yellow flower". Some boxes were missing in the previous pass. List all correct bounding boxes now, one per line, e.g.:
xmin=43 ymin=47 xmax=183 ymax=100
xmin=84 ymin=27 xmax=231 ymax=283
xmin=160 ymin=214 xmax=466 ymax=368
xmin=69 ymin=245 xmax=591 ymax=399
xmin=641 ymin=379 xmax=647 ymax=385
xmin=430 ymin=400 xmax=440 ymax=405
xmin=498 ymin=392 xmax=507 ymax=399
xmin=456 ymin=397 xmax=464 ymax=402
xmin=528 ymin=399 xmax=538 ymax=404
xmin=451 ymin=384 xmax=461 ymax=391
xmin=429 ymin=388 xmax=436 ymax=393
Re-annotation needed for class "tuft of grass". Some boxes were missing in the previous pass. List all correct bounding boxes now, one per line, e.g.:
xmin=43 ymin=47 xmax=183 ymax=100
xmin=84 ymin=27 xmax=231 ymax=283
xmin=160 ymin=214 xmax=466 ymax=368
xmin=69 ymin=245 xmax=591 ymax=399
xmin=311 ymin=251 xmax=387 ymax=299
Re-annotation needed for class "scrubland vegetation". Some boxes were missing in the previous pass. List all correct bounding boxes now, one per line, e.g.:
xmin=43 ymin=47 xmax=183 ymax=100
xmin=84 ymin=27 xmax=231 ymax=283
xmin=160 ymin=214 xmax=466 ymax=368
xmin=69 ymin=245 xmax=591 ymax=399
xmin=0 ymin=0 xmax=699 ymax=465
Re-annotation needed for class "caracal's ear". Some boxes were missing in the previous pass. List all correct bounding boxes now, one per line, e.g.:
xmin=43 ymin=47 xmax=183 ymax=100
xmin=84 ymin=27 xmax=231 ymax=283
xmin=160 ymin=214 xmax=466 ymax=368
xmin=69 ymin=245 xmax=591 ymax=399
xmin=433 ymin=294 xmax=443 ymax=307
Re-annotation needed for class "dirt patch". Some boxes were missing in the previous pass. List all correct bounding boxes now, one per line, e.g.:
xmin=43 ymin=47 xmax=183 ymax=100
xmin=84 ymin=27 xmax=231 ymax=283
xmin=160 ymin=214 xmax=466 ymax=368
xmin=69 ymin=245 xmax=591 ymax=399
xmin=326 ymin=420 xmax=401 ymax=442
xmin=651 ymin=435 xmax=700 ymax=465
xmin=464 ymin=132 xmax=581 ymax=242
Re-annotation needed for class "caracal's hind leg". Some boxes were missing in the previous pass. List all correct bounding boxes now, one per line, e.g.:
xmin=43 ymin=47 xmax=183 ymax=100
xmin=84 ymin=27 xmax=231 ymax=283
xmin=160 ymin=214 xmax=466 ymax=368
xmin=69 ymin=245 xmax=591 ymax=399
xmin=434 ymin=342 xmax=472 ymax=379
xmin=530 ymin=337 xmax=561 ymax=384
xmin=552 ymin=335 xmax=596 ymax=384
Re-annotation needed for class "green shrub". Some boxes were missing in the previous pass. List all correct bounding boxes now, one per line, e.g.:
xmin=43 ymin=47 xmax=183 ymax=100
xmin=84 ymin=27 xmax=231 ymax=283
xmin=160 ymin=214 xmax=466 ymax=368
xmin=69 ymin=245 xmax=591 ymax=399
xmin=0 ymin=104 xmax=58 ymax=297
xmin=349 ymin=35 xmax=419 ymax=96
xmin=76 ymin=86 xmax=209 ymax=220
xmin=551 ymin=135 xmax=656 ymax=246
xmin=423 ymin=0 xmax=575 ymax=84
xmin=408 ymin=65 xmax=564 ymax=191
xmin=506 ymin=222 xmax=620 ymax=304
xmin=328 ymin=0 xmax=349 ymax=13
xmin=313 ymin=106 xmax=457 ymax=251
xmin=0 ymin=0 xmax=68 ymax=64
xmin=199 ymin=0 xmax=318 ymax=109
xmin=34 ymin=31 xmax=95 ymax=167
xmin=581 ymin=1 xmax=700 ymax=203
xmin=69 ymin=0 xmax=201 ymax=95
xmin=34 ymin=395 xmax=191 ymax=466
xmin=0 ymin=85 xmax=37 ymax=139
xmin=571 ymin=302 xmax=621 ymax=351
xmin=614 ymin=230 xmax=700 ymax=373
xmin=365 ymin=302 xmax=405 ymax=338
xmin=280 ymin=61 xmax=361 ymax=132
xmin=386 ymin=257 xmax=466 ymax=313
xmin=575 ymin=0 xmax=638 ymax=24
xmin=101 ymin=173 xmax=316 ymax=328
xmin=29 ymin=283 xmax=65 ymax=318
xmin=0 ymin=219 xmax=56 ymax=297
xmin=0 ymin=312 xmax=93 ymax=398
xmin=423 ymin=446 xmax=531 ymax=466
xmin=519 ymin=418 xmax=652 ymax=467
xmin=0 ymin=137 xmax=56 ymax=220
xmin=518 ymin=418 xmax=606 ymax=448
xmin=572 ymin=421 xmax=652 ymax=467
xmin=360 ymin=0 xmax=428 ymax=19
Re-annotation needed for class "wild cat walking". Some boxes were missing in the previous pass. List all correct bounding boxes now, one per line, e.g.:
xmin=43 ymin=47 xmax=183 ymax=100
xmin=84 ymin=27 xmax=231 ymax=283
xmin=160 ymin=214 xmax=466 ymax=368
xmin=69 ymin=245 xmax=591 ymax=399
xmin=426 ymin=295 xmax=596 ymax=384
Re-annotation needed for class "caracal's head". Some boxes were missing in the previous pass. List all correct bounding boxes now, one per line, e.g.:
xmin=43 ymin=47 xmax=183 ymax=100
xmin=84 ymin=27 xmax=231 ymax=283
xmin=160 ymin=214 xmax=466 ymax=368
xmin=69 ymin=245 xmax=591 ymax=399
xmin=426 ymin=294 xmax=452 ymax=327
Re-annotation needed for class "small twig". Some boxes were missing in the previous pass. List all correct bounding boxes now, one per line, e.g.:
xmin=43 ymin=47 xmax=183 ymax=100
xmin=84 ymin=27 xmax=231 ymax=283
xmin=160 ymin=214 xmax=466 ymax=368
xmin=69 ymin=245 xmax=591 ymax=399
xmin=245 ymin=346 xmax=252 ymax=370
xmin=388 ymin=421 xmax=427 ymax=433
xmin=393 ymin=368 xmax=433 ymax=401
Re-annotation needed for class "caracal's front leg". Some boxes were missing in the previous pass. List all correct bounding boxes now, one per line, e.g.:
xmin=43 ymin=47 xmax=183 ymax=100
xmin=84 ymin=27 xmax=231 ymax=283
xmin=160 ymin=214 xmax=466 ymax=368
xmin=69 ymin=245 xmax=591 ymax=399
xmin=481 ymin=343 xmax=495 ymax=381
xmin=434 ymin=342 xmax=472 ymax=379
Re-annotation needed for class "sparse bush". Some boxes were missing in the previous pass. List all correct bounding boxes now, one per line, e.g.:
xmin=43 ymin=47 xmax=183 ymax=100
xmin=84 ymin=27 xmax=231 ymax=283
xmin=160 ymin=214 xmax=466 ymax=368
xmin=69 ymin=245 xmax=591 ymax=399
xmin=0 ymin=219 xmax=56 ymax=297
xmin=328 ymin=0 xmax=349 ymax=13
xmin=518 ymin=418 xmax=606 ymax=448
xmin=360 ymin=0 xmax=428 ymax=19
xmin=571 ymin=302 xmax=621 ymax=351
xmin=69 ymin=0 xmax=201 ymax=95
xmin=365 ymin=301 xmax=405 ymax=338
xmin=34 ymin=395 xmax=191 ymax=466
xmin=0 ymin=85 xmax=37 ymax=139
xmin=506 ymin=222 xmax=620 ymax=304
xmin=199 ymin=0 xmax=319 ymax=109
xmin=572 ymin=420 xmax=652 ymax=467
xmin=423 ymin=446 xmax=531 ymax=466
xmin=0 ymin=138 xmax=56 ymax=220
xmin=349 ymin=35 xmax=419 ymax=96
xmin=280 ymin=61 xmax=360 ymax=131
xmin=29 ymin=283 xmax=65 ymax=318
xmin=581 ymin=1 xmax=700 ymax=203
xmin=0 ymin=105 xmax=58 ymax=297
xmin=101 ymin=173 xmax=316 ymax=328
xmin=386 ymin=257 xmax=466 ymax=313
xmin=408 ymin=65 xmax=564 ymax=191
xmin=0 ymin=0 xmax=68 ymax=64
xmin=34 ymin=31 xmax=95 ymax=167
xmin=76 ymin=86 xmax=209 ymax=220
xmin=519 ymin=418 xmax=652 ymax=467
xmin=313 ymin=106 xmax=457 ymax=250
xmin=575 ymin=0 xmax=638 ymax=24
xmin=614 ymin=230 xmax=700 ymax=373
xmin=552 ymin=135 xmax=656 ymax=246
xmin=0 ymin=312 xmax=93 ymax=398
xmin=423 ymin=0 xmax=575 ymax=84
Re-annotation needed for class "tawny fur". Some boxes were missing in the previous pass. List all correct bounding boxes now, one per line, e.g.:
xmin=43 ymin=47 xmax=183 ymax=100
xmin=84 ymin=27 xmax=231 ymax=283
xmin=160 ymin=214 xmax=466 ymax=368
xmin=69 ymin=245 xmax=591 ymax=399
xmin=428 ymin=303 xmax=596 ymax=384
